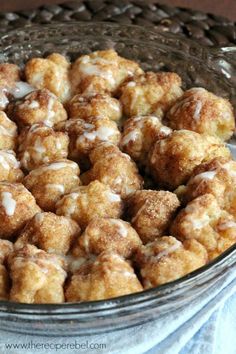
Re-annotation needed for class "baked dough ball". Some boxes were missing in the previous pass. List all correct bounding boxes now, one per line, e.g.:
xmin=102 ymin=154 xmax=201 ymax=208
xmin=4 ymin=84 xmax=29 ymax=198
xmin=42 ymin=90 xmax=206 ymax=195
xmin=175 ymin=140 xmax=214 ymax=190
xmin=175 ymin=157 xmax=236 ymax=218
xmin=8 ymin=244 xmax=66 ymax=303
xmin=149 ymin=130 xmax=231 ymax=189
xmin=8 ymin=89 xmax=67 ymax=129
xmin=23 ymin=159 xmax=80 ymax=211
xmin=25 ymin=53 xmax=72 ymax=103
xmin=0 ymin=239 xmax=13 ymax=300
xmin=0 ymin=63 xmax=20 ymax=110
xmin=65 ymin=252 xmax=143 ymax=302
xmin=81 ymin=143 xmax=143 ymax=198
xmin=0 ymin=239 xmax=14 ymax=263
xmin=209 ymin=218 xmax=236 ymax=260
xmin=0 ymin=63 xmax=20 ymax=83
xmin=0 ymin=150 xmax=23 ymax=182
xmin=56 ymin=180 xmax=123 ymax=230
xmin=120 ymin=115 xmax=172 ymax=165
xmin=119 ymin=72 xmax=183 ymax=118
xmin=135 ymin=236 xmax=207 ymax=288
xmin=70 ymin=49 xmax=143 ymax=95
xmin=0 ymin=111 xmax=18 ymax=150
xmin=126 ymin=190 xmax=180 ymax=244
xmin=15 ymin=212 xmax=80 ymax=256
xmin=171 ymin=194 xmax=236 ymax=260
xmin=166 ymin=87 xmax=235 ymax=141
xmin=18 ymin=123 xmax=69 ymax=171
xmin=55 ymin=116 xmax=120 ymax=166
xmin=0 ymin=182 xmax=40 ymax=239
xmin=71 ymin=217 xmax=142 ymax=259
xmin=67 ymin=93 xmax=122 ymax=123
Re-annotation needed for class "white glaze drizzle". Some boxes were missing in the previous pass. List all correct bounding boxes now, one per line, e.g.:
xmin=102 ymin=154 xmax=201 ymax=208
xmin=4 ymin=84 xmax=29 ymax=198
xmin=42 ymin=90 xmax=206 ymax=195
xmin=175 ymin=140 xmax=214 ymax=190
xmin=193 ymin=100 xmax=202 ymax=120
xmin=1 ymin=192 xmax=16 ymax=216
xmin=46 ymin=184 xmax=65 ymax=193
xmin=109 ymin=219 xmax=128 ymax=237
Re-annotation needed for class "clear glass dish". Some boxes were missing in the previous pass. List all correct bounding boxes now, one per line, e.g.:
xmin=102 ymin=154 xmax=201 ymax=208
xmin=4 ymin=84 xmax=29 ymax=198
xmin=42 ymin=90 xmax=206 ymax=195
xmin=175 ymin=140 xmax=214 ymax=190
xmin=0 ymin=22 xmax=236 ymax=336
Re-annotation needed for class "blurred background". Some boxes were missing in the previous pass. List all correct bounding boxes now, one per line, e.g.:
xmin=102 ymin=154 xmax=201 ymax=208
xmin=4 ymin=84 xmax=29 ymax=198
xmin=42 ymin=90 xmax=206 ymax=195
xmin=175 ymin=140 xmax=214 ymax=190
xmin=0 ymin=0 xmax=235 ymax=48
xmin=0 ymin=0 xmax=235 ymax=20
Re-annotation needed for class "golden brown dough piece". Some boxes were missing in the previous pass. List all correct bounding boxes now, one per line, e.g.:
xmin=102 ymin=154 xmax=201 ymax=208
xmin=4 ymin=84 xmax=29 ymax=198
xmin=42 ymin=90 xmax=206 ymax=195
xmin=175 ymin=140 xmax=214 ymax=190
xmin=0 ymin=63 xmax=20 ymax=83
xmin=8 ymin=244 xmax=67 ymax=303
xmin=55 ymin=116 xmax=120 ymax=166
xmin=23 ymin=159 xmax=80 ymax=211
xmin=71 ymin=217 xmax=142 ymax=259
xmin=120 ymin=115 xmax=172 ymax=165
xmin=126 ymin=190 xmax=180 ymax=244
xmin=171 ymin=194 xmax=236 ymax=260
xmin=18 ymin=123 xmax=69 ymax=171
xmin=56 ymin=180 xmax=123 ymax=230
xmin=166 ymin=87 xmax=235 ymax=141
xmin=8 ymin=89 xmax=67 ymax=129
xmin=25 ymin=53 xmax=72 ymax=103
xmin=119 ymin=71 xmax=183 ymax=117
xmin=0 ymin=182 xmax=40 ymax=239
xmin=0 ymin=63 xmax=21 ymax=110
xmin=175 ymin=157 xmax=236 ymax=218
xmin=15 ymin=212 xmax=80 ymax=256
xmin=135 ymin=236 xmax=207 ymax=288
xmin=0 ymin=111 xmax=18 ymax=150
xmin=65 ymin=252 xmax=143 ymax=302
xmin=69 ymin=49 xmax=143 ymax=95
xmin=149 ymin=130 xmax=231 ymax=190
xmin=67 ymin=93 xmax=122 ymax=122
xmin=0 ymin=150 xmax=24 ymax=183
xmin=81 ymin=142 xmax=143 ymax=198
xmin=0 ymin=239 xmax=14 ymax=300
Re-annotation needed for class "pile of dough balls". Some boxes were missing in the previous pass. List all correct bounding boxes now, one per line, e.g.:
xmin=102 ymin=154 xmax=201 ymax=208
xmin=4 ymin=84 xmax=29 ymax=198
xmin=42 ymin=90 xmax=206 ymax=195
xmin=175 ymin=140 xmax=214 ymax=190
xmin=0 ymin=48 xmax=235 ymax=304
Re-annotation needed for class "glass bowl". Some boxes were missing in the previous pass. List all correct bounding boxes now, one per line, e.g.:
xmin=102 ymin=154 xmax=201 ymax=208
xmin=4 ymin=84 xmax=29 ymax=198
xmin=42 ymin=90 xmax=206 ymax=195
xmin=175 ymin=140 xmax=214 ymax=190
xmin=0 ymin=22 xmax=236 ymax=336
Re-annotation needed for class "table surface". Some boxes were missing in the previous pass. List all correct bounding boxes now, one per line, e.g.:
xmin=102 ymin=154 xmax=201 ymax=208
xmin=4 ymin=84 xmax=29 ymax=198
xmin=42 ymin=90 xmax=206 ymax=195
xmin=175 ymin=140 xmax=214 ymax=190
xmin=0 ymin=0 xmax=235 ymax=48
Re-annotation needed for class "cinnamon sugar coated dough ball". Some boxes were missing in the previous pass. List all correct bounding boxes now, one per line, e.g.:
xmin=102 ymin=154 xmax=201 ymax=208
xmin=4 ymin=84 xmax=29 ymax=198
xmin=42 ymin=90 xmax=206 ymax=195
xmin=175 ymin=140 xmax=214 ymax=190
xmin=135 ymin=236 xmax=207 ymax=288
xmin=119 ymin=72 xmax=183 ymax=118
xmin=55 ymin=117 xmax=120 ymax=165
xmin=126 ymin=190 xmax=180 ymax=244
xmin=56 ymin=180 xmax=123 ymax=229
xmin=0 ymin=63 xmax=20 ymax=110
xmin=0 ymin=182 xmax=40 ymax=239
xmin=170 ymin=194 xmax=236 ymax=260
xmin=25 ymin=53 xmax=71 ymax=103
xmin=67 ymin=93 xmax=122 ymax=122
xmin=18 ymin=124 xmax=69 ymax=171
xmin=0 ymin=63 xmax=20 ymax=83
xmin=72 ymin=218 xmax=142 ymax=259
xmin=149 ymin=130 xmax=231 ymax=190
xmin=8 ymin=89 xmax=67 ymax=129
xmin=0 ymin=111 xmax=18 ymax=150
xmin=81 ymin=143 xmax=143 ymax=198
xmin=65 ymin=252 xmax=143 ymax=302
xmin=23 ymin=159 xmax=80 ymax=211
xmin=0 ymin=150 xmax=24 ymax=182
xmin=0 ymin=239 xmax=13 ymax=300
xmin=0 ymin=239 xmax=14 ymax=263
xmin=0 ymin=63 xmax=35 ymax=111
xmin=120 ymin=115 xmax=172 ymax=165
xmin=175 ymin=157 xmax=236 ymax=218
xmin=15 ymin=212 xmax=80 ymax=255
xmin=8 ymin=244 xmax=67 ymax=303
xmin=70 ymin=49 xmax=143 ymax=95
xmin=166 ymin=87 xmax=235 ymax=141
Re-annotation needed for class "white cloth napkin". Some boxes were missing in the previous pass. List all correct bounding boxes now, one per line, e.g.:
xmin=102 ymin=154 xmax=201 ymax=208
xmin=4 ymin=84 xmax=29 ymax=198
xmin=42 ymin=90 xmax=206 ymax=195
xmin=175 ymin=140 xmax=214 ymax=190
xmin=1 ymin=265 xmax=235 ymax=354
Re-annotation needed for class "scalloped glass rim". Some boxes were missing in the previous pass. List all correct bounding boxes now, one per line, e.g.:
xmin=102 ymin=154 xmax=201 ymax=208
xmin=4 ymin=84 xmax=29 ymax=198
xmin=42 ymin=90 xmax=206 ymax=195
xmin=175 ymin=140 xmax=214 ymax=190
xmin=0 ymin=22 xmax=235 ymax=333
